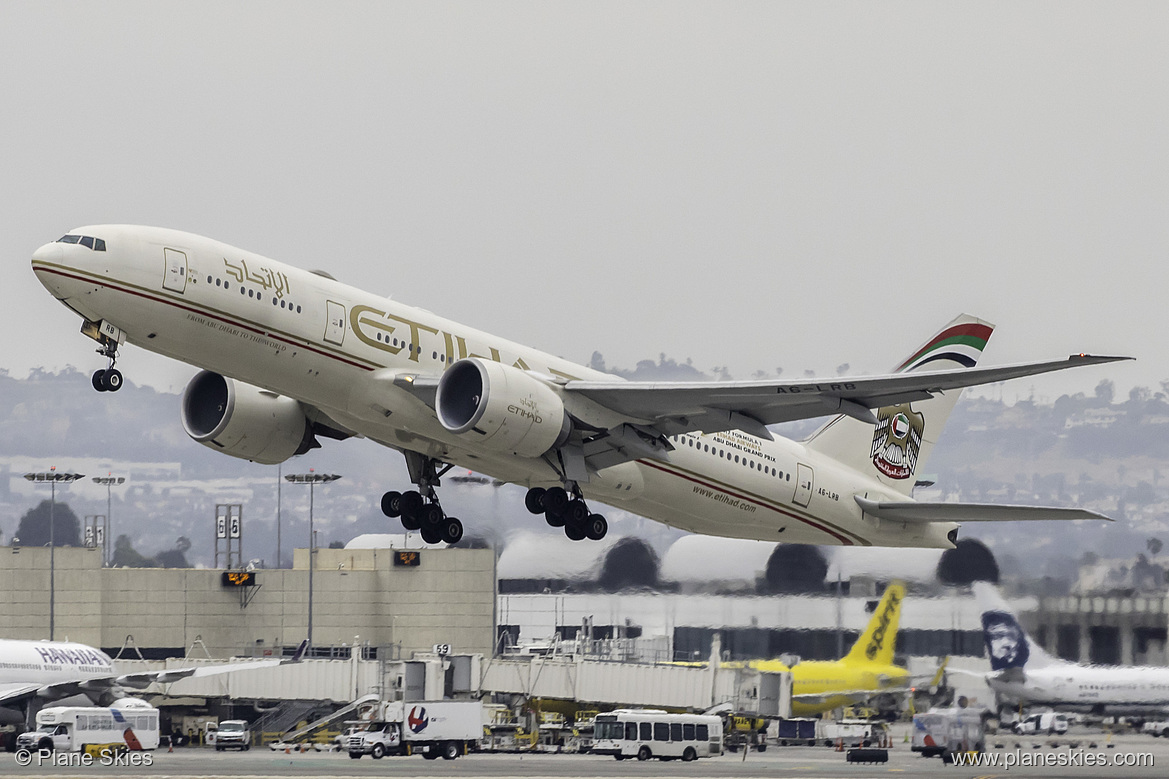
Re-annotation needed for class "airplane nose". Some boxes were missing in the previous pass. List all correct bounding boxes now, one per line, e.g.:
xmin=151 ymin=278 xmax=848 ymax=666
xmin=32 ymin=241 xmax=63 ymax=264
xmin=31 ymin=242 xmax=65 ymax=296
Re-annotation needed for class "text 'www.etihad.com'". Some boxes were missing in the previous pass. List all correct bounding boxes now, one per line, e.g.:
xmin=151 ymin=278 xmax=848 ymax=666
xmin=951 ymin=749 xmax=1153 ymax=770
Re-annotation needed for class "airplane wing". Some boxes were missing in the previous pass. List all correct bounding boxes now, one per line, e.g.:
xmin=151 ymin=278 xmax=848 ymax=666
xmin=0 ymin=683 xmax=41 ymax=707
xmin=854 ymin=497 xmax=1113 ymax=523
xmin=115 ymin=638 xmax=309 ymax=690
xmin=564 ymin=354 xmax=1128 ymax=469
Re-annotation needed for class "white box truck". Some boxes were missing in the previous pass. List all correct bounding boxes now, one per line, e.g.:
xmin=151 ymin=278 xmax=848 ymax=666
xmin=348 ymin=701 xmax=482 ymax=760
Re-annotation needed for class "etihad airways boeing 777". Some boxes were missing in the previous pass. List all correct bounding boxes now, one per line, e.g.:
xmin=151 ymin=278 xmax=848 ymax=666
xmin=31 ymin=226 xmax=1124 ymax=547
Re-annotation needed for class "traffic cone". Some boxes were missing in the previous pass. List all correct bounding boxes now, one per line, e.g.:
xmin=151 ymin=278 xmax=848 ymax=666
xmin=835 ymin=738 xmax=843 ymax=752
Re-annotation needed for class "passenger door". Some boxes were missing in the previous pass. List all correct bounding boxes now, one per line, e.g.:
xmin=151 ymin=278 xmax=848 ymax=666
xmin=324 ymin=301 xmax=346 ymax=346
xmin=163 ymin=247 xmax=187 ymax=293
xmin=793 ymin=463 xmax=814 ymax=507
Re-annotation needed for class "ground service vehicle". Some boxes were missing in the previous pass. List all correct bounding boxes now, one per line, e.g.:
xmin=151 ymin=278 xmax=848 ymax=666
xmin=911 ymin=707 xmax=984 ymax=761
xmin=591 ymin=709 xmax=723 ymax=761
xmin=348 ymin=701 xmax=482 ymax=760
xmin=213 ymin=720 xmax=251 ymax=751
xmin=1142 ymin=719 xmax=1169 ymax=737
xmin=1013 ymin=712 xmax=1068 ymax=735
xmin=15 ymin=704 xmax=160 ymax=752
xmin=776 ymin=718 xmax=818 ymax=746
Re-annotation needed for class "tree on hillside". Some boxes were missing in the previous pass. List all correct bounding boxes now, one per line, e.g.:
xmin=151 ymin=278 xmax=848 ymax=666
xmin=937 ymin=538 xmax=1000 ymax=585
xmin=112 ymin=534 xmax=157 ymax=568
xmin=596 ymin=538 xmax=660 ymax=590
xmin=15 ymin=500 xmax=81 ymax=546
xmin=759 ymin=544 xmax=828 ymax=594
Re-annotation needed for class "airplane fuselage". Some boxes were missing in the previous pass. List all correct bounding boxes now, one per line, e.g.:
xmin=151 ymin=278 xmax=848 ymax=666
xmin=33 ymin=225 xmax=958 ymax=547
xmin=991 ymin=663 xmax=1169 ymax=714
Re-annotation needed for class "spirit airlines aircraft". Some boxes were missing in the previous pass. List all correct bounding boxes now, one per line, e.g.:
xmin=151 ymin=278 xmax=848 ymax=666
xmin=973 ymin=583 xmax=1169 ymax=715
xmin=31 ymin=226 xmax=1124 ymax=548
xmin=730 ymin=581 xmax=913 ymax=715
xmin=0 ymin=637 xmax=307 ymax=725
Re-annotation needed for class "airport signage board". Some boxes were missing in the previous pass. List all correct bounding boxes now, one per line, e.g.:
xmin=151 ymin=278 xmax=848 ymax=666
xmin=392 ymin=550 xmax=421 ymax=567
xmin=221 ymin=571 xmax=257 ymax=587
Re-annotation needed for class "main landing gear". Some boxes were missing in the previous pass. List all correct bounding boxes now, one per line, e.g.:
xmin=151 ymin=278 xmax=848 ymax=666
xmin=380 ymin=453 xmax=464 ymax=545
xmin=524 ymin=486 xmax=608 ymax=541
xmin=91 ymin=341 xmax=123 ymax=392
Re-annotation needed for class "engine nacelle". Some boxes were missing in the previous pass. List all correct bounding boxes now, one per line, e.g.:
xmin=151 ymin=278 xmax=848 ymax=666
xmin=436 ymin=358 xmax=570 ymax=458
xmin=181 ymin=371 xmax=313 ymax=464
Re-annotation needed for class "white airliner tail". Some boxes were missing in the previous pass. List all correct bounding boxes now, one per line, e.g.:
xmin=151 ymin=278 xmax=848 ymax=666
xmin=805 ymin=314 xmax=994 ymax=496
xmin=973 ymin=582 xmax=1060 ymax=672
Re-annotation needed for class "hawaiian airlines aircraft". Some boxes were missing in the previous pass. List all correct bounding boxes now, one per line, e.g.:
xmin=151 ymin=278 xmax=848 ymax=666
xmin=973 ymin=584 xmax=1169 ymax=716
xmin=0 ymin=637 xmax=306 ymax=725
xmin=31 ymin=226 xmax=1124 ymax=547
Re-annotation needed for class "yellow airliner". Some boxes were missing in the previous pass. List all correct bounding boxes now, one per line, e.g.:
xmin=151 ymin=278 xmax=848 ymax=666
xmin=740 ymin=581 xmax=909 ymax=716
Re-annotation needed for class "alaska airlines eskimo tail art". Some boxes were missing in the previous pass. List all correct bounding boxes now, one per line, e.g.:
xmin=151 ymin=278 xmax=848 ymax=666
xmin=31 ymin=227 xmax=1125 ymax=548
xmin=972 ymin=583 xmax=1169 ymax=715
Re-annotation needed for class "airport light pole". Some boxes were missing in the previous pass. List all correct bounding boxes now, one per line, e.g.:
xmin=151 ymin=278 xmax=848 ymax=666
xmin=92 ymin=475 xmax=125 ymax=566
xmin=23 ymin=469 xmax=85 ymax=641
xmin=284 ymin=471 xmax=341 ymax=649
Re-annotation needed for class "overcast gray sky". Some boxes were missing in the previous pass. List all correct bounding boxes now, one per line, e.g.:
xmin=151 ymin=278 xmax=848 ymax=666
xmin=2 ymin=2 xmax=1163 ymax=401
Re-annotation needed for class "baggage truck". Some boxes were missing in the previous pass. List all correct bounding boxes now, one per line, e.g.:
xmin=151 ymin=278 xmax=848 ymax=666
xmin=348 ymin=700 xmax=482 ymax=760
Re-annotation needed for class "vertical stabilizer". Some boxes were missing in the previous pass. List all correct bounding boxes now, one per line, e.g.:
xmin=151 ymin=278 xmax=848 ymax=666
xmin=844 ymin=580 xmax=905 ymax=666
xmin=973 ymin=582 xmax=1058 ymax=671
xmin=805 ymin=314 xmax=994 ymax=496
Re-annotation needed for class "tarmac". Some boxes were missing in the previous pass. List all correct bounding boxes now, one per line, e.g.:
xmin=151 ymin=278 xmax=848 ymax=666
xmin=1 ymin=727 xmax=1165 ymax=778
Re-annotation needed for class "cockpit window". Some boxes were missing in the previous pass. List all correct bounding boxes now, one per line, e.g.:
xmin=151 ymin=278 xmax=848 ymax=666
xmin=57 ymin=235 xmax=106 ymax=251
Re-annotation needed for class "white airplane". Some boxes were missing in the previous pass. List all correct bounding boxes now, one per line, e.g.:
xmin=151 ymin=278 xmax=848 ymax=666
xmin=973 ymin=583 xmax=1169 ymax=715
xmin=31 ymin=226 xmax=1124 ymax=548
xmin=0 ymin=637 xmax=306 ymax=726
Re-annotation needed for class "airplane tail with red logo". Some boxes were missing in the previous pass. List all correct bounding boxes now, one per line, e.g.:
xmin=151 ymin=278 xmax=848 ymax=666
xmin=805 ymin=315 xmax=994 ymax=497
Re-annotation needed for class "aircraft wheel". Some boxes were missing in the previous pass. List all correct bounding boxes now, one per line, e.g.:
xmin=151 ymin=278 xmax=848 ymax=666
xmin=440 ymin=517 xmax=463 ymax=544
xmin=92 ymin=369 xmax=108 ymax=392
xmin=381 ymin=491 xmax=402 ymax=518
xmin=544 ymin=510 xmax=565 ymax=528
xmin=401 ymin=513 xmax=422 ymax=531
xmin=564 ymin=499 xmax=588 ymax=524
xmin=422 ymin=503 xmax=445 ymax=526
xmin=524 ymin=488 xmax=546 ymax=514
xmin=565 ymin=521 xmax=587 ymax=541
xmin=104 ymin=368 xmax=123 ymax=391
xmin=543 ymin=486 xmax=569 ymax=515
xmin=399 ymin=490 xmax=424 ymax=519
xmin=420 ymin=524 xmax=442 ymax=544
xmin=585 ymin=514 xmax=608 ymax=540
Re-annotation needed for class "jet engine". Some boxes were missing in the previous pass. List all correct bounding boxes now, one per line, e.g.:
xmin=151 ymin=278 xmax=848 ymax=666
xmin=181 ymin=371 xmax=315 ymax=464
xmin=436 ymin=358 xmax=570 ymax=458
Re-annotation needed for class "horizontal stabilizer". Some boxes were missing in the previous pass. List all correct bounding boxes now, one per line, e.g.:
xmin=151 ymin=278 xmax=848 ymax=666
xmin=854 ymin=496 xmax=1114 ymax=523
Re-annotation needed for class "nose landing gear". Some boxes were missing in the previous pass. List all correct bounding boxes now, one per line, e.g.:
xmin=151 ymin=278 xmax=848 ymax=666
xmin=525 ymin=486 xmax=608 ymax=541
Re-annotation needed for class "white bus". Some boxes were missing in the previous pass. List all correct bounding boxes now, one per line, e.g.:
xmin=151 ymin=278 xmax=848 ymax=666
xmin=16 ymin=703 xmax=160 ymax=752
xmin=591 ymin=709 xmax=722 ymax=761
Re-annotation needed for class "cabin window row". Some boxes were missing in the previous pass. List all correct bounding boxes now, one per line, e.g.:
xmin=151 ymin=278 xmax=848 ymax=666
xmin=671 ymin=436 xmax=791 ymax=481
xmin=205 ymin=275 xmax=303 ymax=314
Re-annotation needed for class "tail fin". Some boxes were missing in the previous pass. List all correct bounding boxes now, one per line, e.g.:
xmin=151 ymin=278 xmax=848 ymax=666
xmin=805 ymin=314 xmax=994 ymax=496
xmin=844 ymin=580 xmax=904 ymax=665
xmin=973 ymin=582 xmax=1058 ymax=671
